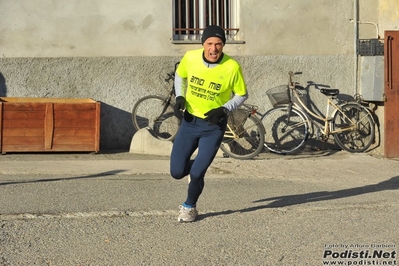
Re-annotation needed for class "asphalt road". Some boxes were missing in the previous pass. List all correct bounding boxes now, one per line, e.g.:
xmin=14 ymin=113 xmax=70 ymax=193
xmin=0 ymin=150 xmax=398 ymax=265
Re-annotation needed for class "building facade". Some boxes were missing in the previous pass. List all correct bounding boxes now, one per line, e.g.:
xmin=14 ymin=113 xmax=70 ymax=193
xmin=0 ymin=0 xmax=397 ymax=153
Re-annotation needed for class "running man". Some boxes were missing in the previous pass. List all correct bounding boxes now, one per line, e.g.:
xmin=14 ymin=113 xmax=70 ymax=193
xmin=170 ymin=25 xmax=248 ymax=222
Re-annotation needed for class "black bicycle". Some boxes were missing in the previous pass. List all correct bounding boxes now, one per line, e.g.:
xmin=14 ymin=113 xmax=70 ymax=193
xmin=131 ymin=62 xmax=181 ymax=141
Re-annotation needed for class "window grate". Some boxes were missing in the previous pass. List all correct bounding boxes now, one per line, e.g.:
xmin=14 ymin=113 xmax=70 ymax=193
xmin=173 ymin=0 xmax=240 ymax=42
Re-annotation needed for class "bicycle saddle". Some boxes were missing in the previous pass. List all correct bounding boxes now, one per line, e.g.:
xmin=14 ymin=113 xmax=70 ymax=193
xmin=320 ymin=88 xmax=339 ymax=96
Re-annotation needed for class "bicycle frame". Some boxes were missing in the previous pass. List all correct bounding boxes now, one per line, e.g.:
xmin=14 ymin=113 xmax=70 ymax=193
xmin=263 ymin=71 xmax=376 ymax=154
xmin=291 ymin=86 xmax=360 ymax=138
xmin=223 ymin=105 xmax=258 ymax=138
xmin=224 ymin=124 xmax=240 ymax=139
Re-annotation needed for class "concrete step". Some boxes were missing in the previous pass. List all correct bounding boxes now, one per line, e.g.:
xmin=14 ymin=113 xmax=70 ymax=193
xmin=129 ymin=128 xmax=224 ymax=157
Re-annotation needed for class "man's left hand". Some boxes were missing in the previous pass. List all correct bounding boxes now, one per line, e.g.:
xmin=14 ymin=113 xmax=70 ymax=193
xmin=204 ymin=107 xmax=228 ymax=125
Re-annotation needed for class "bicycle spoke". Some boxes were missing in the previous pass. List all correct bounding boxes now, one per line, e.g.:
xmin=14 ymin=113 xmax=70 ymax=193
xmin=333 ymin=103 xmax=375 ymax=152
xmin=220 ymin=109 xmax=265 ymax=159
xmin=261 ymin=106 xmax=308 ymax=154
xmin=132 ymin=95 xmax=180 ymax=141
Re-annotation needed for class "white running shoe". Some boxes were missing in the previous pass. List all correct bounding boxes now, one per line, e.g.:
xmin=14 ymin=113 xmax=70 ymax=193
xmin=178 ymin=205 xmax=198 ymax=222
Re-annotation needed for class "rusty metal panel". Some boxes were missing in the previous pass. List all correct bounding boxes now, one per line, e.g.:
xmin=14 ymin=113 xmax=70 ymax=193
xmin=384 ymin=31 xmax=399 ymax=158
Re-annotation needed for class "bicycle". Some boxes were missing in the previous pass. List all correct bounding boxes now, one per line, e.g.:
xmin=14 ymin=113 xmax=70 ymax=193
xmin=219 ymin=103 xmax=265 ymax=160
xmin=131 ymin=62 xmax=181 ymax=141
xmin=131 ymin=62 xmax=265 ymax=160
xmin=261 ymin=71 xmax=375 ymax=154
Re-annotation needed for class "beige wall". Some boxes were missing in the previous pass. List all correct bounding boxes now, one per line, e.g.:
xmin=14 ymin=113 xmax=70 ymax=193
xmin=378 ymin=0 xmax=399 ymax=33
xmin=0 ymin=0 xmax=172 ymax=57
xmin=0 ymin=0 xmax=388 ymax=58
xmin=0 ymin=0 xmax=397 ymax=153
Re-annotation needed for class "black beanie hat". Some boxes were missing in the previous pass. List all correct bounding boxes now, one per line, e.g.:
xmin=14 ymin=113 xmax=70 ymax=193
xmin=201 ymin=25 xmax=226 ymax=44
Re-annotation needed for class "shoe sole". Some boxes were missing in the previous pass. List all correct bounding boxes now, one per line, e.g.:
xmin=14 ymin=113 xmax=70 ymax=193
xmin=178 ymin=217 xmax=196 ymax=222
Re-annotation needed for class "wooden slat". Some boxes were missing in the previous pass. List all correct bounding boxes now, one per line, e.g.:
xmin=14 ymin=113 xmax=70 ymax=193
xmin=51 ymin=144 xmax=97 ymax=151
xmin=3 ymin=144 xmax=96 ymax=152
xmin=3 ymin=119 xmax=44 ymax=128
xmin=2 ymin=128 xmax=44 ymax=137
xmin=54 ymin=110 xmax=96 ymax=120
xmin=53 ymin=135 xmax=95 ymax=145
xmin=54 ymin=103 xmax=97 ymax=111
xmin=45 ymin=103 xmax=54 ymax=150
xmin=2 ymin=119 xmax=45 ymax=128
xmin=2 ymin=110 xmax=44 ymax=120
xmin=54 ymin=128 xmax=96 ymax=136
xmin=2 ymin=136 xmax=44 ymax=145
xmin=2 ymin=103 xmax=46 ymax=111
xmin=2 ymin=144 xmax=47 ymax=152
xmin=54 ymin=119 xmax=96 ymax=128
xmin=0 ymin=97 xmax=96 ymax=104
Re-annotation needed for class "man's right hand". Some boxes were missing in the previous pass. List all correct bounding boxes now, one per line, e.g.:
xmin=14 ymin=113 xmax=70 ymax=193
xmin=173 ymin=96 xmax=185 ymax=120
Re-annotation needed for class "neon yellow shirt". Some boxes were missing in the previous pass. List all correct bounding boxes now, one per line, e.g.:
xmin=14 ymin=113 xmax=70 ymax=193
xmin=176 ymin=49 xmax=247 ymax=118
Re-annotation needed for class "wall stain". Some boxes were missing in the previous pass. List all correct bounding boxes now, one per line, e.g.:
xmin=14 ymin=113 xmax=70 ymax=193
xmin=122 ymin=19 xmax=135 ymax=31
xmin=141 ymin=15 xmax=154 ymax=30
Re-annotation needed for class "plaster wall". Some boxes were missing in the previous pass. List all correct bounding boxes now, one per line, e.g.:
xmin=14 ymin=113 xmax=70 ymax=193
xmin=0 ymin=0 xmax=379 ymax=57
xmin=0 ymin=0 xmax=396 ymax=154
xmin=0 ymin=55 xmax=356 ymax=151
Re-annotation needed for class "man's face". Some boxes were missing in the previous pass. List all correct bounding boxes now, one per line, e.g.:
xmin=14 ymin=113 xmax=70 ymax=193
xmin=203 ymin=37 xmax=224 ymax=62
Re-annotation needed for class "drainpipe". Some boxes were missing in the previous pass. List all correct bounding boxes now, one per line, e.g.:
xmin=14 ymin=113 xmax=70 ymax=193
xmin=351 ymin=0 xmax=379 ymax=97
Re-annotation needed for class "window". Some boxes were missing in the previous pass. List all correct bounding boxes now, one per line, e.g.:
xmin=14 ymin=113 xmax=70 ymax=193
xmin=173 ymin=0 xmax=241 ymax=43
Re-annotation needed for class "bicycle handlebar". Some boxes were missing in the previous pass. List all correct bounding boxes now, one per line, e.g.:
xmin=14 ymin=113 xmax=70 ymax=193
xmin=288 ymin=71 xmax=331 ymax=91
xmin=288 ymin=71 xmax=302 ymax=86
xmin=164 ymin=62 xmax=180 ymax=82
xmin=165 ymin=72 xmax=174 ymax=82
xmin=306 ymin=81 xmax=331 ymax=90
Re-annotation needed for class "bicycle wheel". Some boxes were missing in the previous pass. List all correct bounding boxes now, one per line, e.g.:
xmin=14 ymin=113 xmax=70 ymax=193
xmin=132 ymin=95 xmax=180 ymax=141
xmin=332 ymin=102 xmax=375 ymax=152
xmin=219 ymin=109 xmax=265 ymax=160
xmin=261 ymin=105 xmax=309 ymax=154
